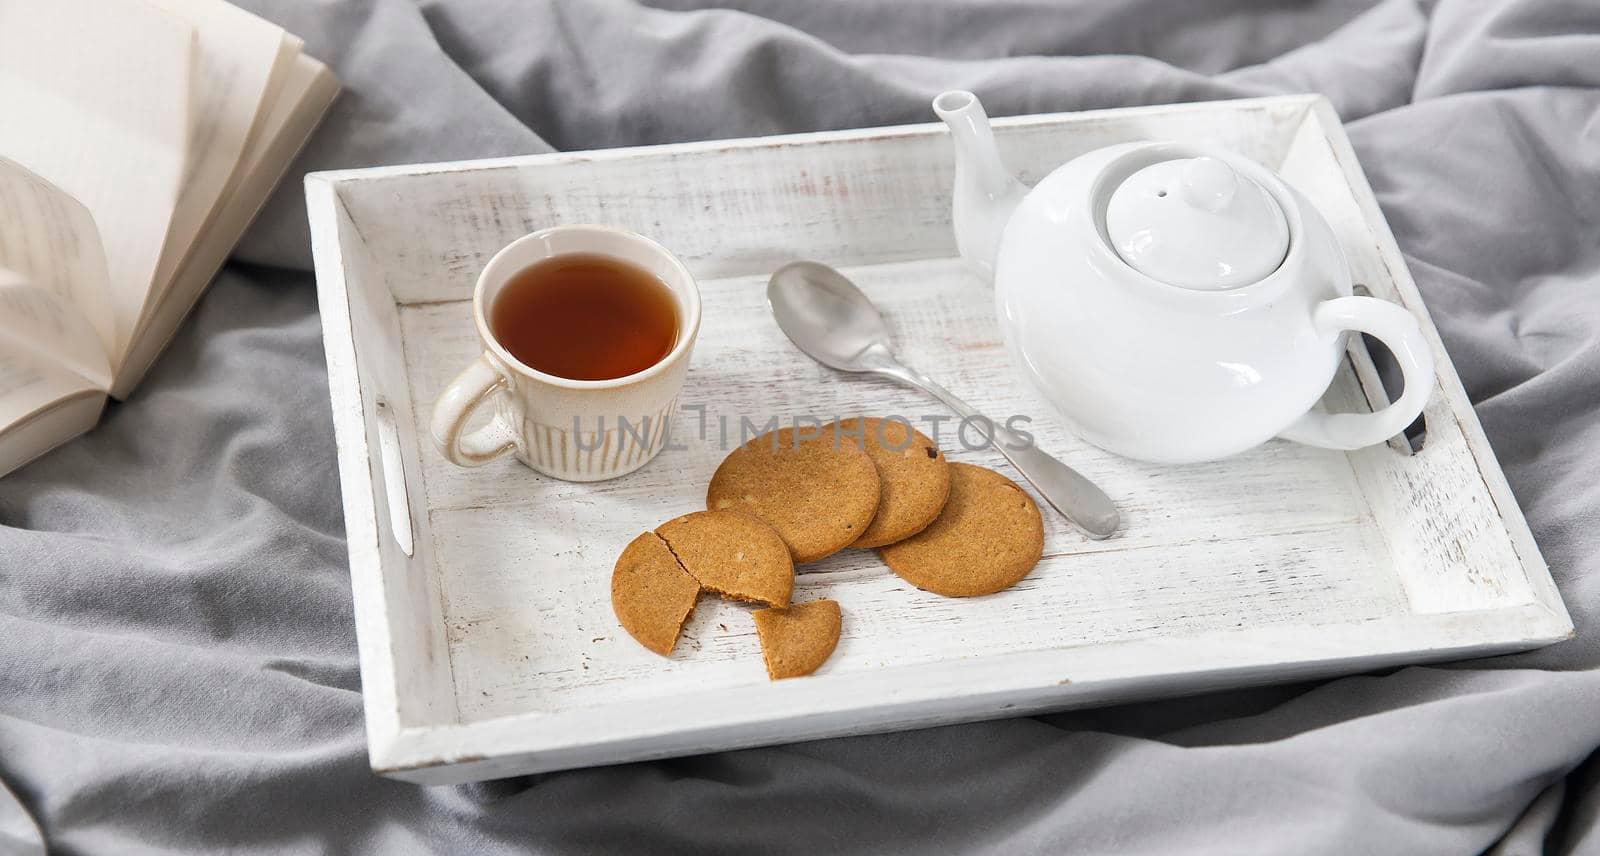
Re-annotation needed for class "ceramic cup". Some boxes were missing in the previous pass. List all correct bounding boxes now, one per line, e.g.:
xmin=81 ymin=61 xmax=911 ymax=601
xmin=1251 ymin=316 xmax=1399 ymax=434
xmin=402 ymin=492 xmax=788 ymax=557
xmin=429 ymin=225 xmax=701 ymax=482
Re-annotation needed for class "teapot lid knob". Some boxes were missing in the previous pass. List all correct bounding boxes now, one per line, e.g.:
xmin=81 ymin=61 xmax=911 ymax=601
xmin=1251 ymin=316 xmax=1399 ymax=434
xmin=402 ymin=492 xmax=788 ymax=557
xmin=1181 ymin=157 xmax=1237 ymax=213
xmin=1105 ymin=154 xmax=1289 ymax=291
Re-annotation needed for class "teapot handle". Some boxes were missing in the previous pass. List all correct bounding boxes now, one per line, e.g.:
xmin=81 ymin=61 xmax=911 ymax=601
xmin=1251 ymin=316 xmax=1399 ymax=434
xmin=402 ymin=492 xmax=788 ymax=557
xmin=1278 ymin=296 xmax=1435 ymax=451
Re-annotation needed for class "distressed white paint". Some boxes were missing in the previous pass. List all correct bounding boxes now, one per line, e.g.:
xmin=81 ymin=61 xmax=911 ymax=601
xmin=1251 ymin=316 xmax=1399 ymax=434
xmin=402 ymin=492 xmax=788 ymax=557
xmin=306 ymin=94 xmax=1572 ymax=785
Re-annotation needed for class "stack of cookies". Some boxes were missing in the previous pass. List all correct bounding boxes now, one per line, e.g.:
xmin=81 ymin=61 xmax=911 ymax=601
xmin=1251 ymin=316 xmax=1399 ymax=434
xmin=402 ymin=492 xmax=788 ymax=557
xmin=611 ymin=418 xmax=1045 ymax=679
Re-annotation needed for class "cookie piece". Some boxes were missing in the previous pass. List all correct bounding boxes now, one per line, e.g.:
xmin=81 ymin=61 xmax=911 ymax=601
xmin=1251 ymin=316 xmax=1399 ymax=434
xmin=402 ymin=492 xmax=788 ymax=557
xmin=879 ymin=463 xmax=1044 ymax=597
xmin=611 ymin=532 xmax=701 ymax=656
xmin=707 ymin=426 xmax=880 ymax=563
xmin=826 ymin=418 xmax=951 ymax=549
xmin=656 ymin=510 xmax=794 ymax=607
xmin=753 ymin=599 xmax=842 ymax=680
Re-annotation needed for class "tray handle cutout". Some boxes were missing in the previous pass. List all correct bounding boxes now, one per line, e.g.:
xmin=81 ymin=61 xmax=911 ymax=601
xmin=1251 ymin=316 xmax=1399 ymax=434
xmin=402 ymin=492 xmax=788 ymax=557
xmin=1347 ymin=284 xmax=1427 ymax=455
xmin=374 ymin=397 xmax=416 ymax=557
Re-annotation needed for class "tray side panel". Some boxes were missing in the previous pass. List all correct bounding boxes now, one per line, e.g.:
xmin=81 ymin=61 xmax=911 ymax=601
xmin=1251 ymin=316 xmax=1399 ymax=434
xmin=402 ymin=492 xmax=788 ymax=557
xmin=309 ymin=179 xmax=458 ymax=738
xmin=1278 ymin=104 xmax=1563 ymax=619
xmin=334 ymin=97 xmax=1315 ymax=305
xmin=380 ymin=602 xmax=1571 ymax=784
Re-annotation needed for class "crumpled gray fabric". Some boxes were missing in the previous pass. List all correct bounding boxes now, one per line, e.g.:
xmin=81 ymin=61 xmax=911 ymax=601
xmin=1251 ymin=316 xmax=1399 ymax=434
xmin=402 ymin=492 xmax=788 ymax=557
xmin=2 ymin=0 xmax=1598 ymax=853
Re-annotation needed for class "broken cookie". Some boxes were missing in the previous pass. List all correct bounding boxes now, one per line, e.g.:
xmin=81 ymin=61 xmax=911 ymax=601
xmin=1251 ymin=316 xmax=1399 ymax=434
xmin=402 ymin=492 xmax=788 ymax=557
xmin=752 ymin=599 xmax=842 ymax=680
xmin=656 ymin=509 xmax=794 ymax=607
xmin=612 ymin=510 xmax=796 ymax=656
xmin=610 ymin=532 xmax=701 ymax=656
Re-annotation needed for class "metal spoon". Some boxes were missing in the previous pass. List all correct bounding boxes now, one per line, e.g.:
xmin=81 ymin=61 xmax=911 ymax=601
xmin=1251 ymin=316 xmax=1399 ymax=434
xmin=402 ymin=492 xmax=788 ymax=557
xmin=767 ymin=260 xmax=1120 ymax=540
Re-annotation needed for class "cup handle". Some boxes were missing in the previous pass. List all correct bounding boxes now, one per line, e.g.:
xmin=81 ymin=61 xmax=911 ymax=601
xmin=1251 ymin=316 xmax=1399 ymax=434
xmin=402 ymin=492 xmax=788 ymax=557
xmin=1279 ymin=295 xmax=1435 ymax=451
xmin=429 ymin=353 xmax=518 ymax=467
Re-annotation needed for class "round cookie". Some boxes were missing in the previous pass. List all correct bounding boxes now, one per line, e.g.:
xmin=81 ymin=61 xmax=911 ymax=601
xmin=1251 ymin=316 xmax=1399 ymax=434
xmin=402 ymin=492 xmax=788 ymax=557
xmin=826 ymin=417 xmax=951 ymax=549
xmin=879 ymin=463 xmax=1044 ymax=597
xmin=656 ymin=510 xmax=794 ymax=607
xmin=611 ymin=532 xmax=701 ymax=656
xmin=707 ymin=426 xmax=880 ymax=563
xmin=753 ymin=599 xmax=842 ymax=680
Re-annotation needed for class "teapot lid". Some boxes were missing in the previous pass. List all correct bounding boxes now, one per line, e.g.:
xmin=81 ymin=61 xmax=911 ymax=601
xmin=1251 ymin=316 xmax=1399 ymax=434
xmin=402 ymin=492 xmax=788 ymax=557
xmin=1104 ymin=156 xmax=1288 ymax=290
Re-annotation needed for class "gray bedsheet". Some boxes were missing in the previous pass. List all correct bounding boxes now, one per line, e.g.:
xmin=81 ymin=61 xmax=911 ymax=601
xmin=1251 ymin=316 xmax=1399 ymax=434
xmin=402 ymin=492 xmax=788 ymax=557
xmin=3 ymin=0 xmax=1598 ymax=853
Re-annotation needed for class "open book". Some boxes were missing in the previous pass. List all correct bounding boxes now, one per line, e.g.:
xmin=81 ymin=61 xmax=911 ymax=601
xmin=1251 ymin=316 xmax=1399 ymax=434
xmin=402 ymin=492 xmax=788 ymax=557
xmin=0 ymin=0 xmax=337 ymax=477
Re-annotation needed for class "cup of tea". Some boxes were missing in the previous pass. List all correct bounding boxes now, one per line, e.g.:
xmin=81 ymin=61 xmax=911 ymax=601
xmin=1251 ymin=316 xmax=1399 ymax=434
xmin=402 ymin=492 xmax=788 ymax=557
xmin=429 ymin=225 xmax=701 ymax=481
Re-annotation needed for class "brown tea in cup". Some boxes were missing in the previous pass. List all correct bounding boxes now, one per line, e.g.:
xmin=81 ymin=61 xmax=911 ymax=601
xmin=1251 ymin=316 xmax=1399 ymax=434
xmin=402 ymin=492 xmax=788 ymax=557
xmin=489 ymin=252 xmax=678 ymax=381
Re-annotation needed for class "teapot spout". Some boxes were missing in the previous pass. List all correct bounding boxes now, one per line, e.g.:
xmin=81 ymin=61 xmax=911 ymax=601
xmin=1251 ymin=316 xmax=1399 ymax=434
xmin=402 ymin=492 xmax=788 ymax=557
xmin=934 ymin=91 xmax=1026 ymax=282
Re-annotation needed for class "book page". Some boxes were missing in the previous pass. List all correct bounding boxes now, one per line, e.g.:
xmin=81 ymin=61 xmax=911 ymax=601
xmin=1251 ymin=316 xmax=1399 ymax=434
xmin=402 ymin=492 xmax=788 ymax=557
xmin=0 ymin=352 xmax=102 ymax=430
xmin=0 ymin=341 xmax=106 ymax=478
xmin=0 ymin=0 xmax=195 ymax=362
xmin=0 ymin=158 xmax=117 ymax=367
xmin=142 ymin=0 xmax=289 ymax=313
xmin=0 ymin=271 xmax=113 ymax=392
xmin=113 ymin=52 xmax=339 ymax=398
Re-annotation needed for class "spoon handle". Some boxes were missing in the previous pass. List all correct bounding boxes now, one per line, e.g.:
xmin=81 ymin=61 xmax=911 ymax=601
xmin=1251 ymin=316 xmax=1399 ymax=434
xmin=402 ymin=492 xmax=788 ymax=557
xmin=896 ymin=369 xmax=1120 ymax=540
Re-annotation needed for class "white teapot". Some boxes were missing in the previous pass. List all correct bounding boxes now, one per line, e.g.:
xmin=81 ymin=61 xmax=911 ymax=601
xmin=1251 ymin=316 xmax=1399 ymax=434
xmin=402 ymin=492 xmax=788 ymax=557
xmin=933 ymin=91 xmax=1434 ymax=464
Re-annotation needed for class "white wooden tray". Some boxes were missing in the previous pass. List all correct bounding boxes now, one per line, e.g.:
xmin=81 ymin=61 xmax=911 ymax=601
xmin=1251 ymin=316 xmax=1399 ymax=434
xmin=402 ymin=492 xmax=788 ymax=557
xmin=306 ymin=95 xmax=1571 ymax=785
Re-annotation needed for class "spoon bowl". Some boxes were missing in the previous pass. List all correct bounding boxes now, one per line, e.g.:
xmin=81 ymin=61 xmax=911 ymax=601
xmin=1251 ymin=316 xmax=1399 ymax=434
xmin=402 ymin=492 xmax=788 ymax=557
xmin=767 ymin=261 xmax=896 ymax=372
